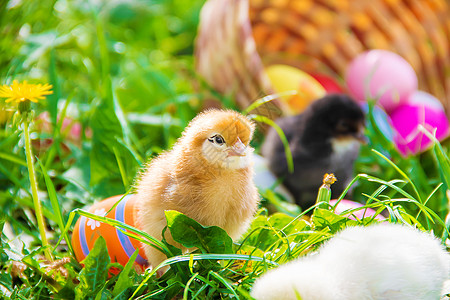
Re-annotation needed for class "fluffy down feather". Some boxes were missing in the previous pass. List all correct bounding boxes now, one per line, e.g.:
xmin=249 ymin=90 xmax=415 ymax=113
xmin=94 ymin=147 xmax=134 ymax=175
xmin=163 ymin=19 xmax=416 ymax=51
xmin=135 ymin=109 xmax=259 ymax=269
xmin=252 ymin=223 xmax=450 ymax=300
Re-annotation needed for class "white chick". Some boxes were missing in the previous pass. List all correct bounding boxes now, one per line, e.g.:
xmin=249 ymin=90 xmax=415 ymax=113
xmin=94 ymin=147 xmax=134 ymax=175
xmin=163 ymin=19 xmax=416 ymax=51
xmin=251 ymin=223 xmax=450 ymax=300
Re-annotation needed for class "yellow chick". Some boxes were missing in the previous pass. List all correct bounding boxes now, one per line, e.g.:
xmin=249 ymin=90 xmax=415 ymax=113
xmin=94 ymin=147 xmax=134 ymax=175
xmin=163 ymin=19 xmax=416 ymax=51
xmin=135 ymin=109 xmax=259 ymax=269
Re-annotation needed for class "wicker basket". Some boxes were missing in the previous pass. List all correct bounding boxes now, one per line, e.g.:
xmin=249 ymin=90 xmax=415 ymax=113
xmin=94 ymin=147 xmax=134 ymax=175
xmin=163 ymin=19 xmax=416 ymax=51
xmin=195 ymin=0 xmax=450 ymax=118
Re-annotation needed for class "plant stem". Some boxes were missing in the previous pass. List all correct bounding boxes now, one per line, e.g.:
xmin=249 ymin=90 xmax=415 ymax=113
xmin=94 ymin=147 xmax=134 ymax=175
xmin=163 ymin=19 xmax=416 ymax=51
xmin=23 ymin=118 xmax=52 ymax=261
xmin=316 ymin=173 xmax=336 ymax=209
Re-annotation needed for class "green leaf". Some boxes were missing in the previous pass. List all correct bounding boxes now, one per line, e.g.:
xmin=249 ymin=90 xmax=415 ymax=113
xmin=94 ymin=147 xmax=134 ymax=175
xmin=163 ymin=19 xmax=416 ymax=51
xmin=53 ymin=281 xmax=76 ymax=300
xmin=90 ymin=97 xmax=139 ymax=189
xmin=75 ymin=237 xmax=110 ymax=300
xmin=161 ymin=226 xmax=183 ymax=257
xmin=90 ymin=99 xmax=124 ymax=186
xmin=112 ymin=249 xmax=138 ymax=297
xmin=95 ymin=286 xmax=112 ymax=300
xmin=245 ymin=211 xmax=309 ymax=252
xmin=311 ymin=208 xmax=358 ymax=234
xmin=165 ymin=210 xmax=233 ymax=254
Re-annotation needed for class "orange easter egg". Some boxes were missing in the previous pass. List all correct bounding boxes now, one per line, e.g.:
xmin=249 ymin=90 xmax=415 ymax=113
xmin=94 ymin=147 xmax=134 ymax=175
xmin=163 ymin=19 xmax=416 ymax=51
xmin=72 ymin=194 xmax=148 ymax=272
xmin=265 ymin=64 xmax=326 ymax=115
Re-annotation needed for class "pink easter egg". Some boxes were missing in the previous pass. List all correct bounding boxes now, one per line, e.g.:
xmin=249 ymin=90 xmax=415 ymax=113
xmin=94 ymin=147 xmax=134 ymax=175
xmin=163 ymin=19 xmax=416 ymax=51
xmin=345 ymin=50 xmax=418 ymax=112
xmin=391 ymin=91 xmax=450 ymax=156
xmin=330 ymin=199 xmax=385 ymax=220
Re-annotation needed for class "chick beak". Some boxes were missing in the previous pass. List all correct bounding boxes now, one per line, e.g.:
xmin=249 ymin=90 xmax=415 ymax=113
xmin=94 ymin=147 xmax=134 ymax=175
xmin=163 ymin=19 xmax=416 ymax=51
xmin=227 ymin=138 xmax=246 ymax=157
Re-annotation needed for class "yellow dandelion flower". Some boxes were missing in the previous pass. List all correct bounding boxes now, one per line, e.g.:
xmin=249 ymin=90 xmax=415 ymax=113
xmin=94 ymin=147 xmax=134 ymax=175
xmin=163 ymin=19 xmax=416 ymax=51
xmin=0 ymin=80 xmax=53 ymax=104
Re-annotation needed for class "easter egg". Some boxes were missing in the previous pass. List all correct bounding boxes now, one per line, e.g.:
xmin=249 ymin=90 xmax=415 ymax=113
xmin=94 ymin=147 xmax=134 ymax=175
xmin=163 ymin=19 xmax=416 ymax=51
xmin=390 ymin=91 xmax=450 ymax=156
xmin=345 ymin=50 xmax=418 ymax=112
xmin=72 ymin=194 xmax=148 ymax=272
xmin=310 ymin=73 xmax=344 ymax=93
xmin=330 ymin=199 xmax=385 ymax=220
xmin=265 ymin=64 xmax=326 ymax=115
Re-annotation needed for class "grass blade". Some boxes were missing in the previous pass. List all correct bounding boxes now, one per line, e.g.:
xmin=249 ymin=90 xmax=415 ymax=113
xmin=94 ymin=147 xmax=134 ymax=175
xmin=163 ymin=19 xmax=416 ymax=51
xmin=131 ymin=253 xmax=278 ymax=298
xmin=371 ymin=149 xmax=422 ymax=202
xmin=242 ymin=91 xmax=296 ymax=115
xmin=248 ymin=114 xmax=294 ymax=173
xmin=419 ymin=125 xmax=450 ymax=188
xmin=209 ymin=271 xmax=238 ymax=298
xmin=37 ymin=158 xmax=73 ymax=255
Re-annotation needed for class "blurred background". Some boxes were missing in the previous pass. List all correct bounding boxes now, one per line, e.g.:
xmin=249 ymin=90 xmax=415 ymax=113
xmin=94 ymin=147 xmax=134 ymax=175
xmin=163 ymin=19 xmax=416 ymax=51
xmin=1 ymin=0 xmax=450 ymax=253
xmin=2 ymin=0 xmax=450 ymax=298
xmin=1 ymin=0 xmax=207 ymax=207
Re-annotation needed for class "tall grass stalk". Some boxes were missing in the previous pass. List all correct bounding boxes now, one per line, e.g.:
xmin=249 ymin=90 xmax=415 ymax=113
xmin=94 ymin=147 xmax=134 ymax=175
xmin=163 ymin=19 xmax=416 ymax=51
xmin=23 ymin=118 xmax=52 ymax=260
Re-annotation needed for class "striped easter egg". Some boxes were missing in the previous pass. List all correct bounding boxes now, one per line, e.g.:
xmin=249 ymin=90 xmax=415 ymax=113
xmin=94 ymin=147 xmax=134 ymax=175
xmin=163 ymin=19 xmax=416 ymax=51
xmin=72 ymin=194 xmax=148 ymax=271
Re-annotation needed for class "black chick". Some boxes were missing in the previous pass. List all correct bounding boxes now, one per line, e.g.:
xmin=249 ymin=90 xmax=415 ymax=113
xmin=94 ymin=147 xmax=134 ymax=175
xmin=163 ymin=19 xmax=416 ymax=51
xmin=261 ymin=93 xmax=366 ymax=210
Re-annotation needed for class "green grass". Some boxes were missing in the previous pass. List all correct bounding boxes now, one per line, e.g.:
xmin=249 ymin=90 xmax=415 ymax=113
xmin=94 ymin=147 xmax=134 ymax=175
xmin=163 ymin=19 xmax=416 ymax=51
xmin=1 ymin=0 xmax=450 ymax=299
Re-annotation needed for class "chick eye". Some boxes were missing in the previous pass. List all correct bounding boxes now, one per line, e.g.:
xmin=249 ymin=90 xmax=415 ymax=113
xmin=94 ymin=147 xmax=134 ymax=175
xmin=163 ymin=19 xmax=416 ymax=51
xmin=208 ymin=134 xmax=225 ymax=145
xmin=336 ymin=120 xmax=351 ymax=133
